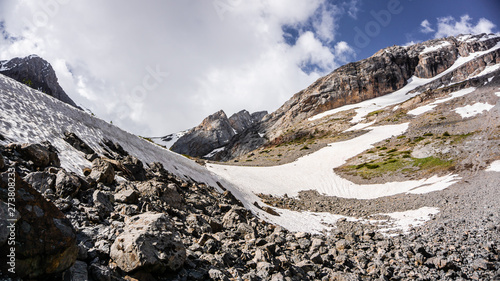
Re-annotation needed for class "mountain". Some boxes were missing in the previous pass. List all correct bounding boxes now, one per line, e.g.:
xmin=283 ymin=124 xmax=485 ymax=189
xmin=169 ymin=109 xmax=267 ymax=159
xmin=1 ymin=34 xmax=500 ymax=280
xmin=0 ymin=54 xmax=79 ymax=108
xmin=209 ymin=33 xmax=500 ymax=159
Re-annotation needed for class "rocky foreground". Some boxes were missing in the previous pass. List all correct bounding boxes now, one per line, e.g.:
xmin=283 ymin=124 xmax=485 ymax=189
xmin=0 ymin=135 xmax=499 ymax=281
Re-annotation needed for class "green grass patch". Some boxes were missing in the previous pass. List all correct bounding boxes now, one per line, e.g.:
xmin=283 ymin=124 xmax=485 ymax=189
xmin=367 ymin=109 xmax=384 ymax=117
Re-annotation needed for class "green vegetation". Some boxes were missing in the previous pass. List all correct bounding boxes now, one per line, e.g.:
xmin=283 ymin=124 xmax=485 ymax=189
xmin=343 ymin=155 xmax=454 ymax=179
xmin=367 ymin=109 xmax=384 ymax=117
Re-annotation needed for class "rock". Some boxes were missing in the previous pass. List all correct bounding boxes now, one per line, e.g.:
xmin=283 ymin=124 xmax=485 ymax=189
xmin=222 ymin=206 xmax=247 ymax=228
xmin=472 ymin=258 xmax=492 ymax=270
xmin=0 ymin=153 xmax=4 ymax=170
xmin=208 ymin=268 xmax=229 ymax=281
xmin=55 ymin=170 xmax=81 ymax=198
xmin=110 ymin=212 xmax=186 ymax=273
xmin=19 ymin=142 xmax=60 ymax=168
xmin=0 ymin=55 xmax=79 ymax=107
xmin=114 ymin=188 xmax=139 ymax=204
xmin=0 ymin=173 xmax=78 ymax=279
xmin=89 ymin=264 xmax=113 ymax=281
xmin=89 ymin=158 xmax=115 ymax=185
xmin=310 ymin=252 xmax=323 ymax=264
xmin=136 ymin=180 xmax=182 ymax=208
xmin=24 ymin=171 xmax=56 ymax=194
xmin=64 ymin=260 xmax=89 ymax=281
xmin=120 ymin=155 xmax=147 ymax=181
xmin=236 ymin=223 xmax=255 ymax=240
xmin=63 ymin=132 xmax=95 ymax=154
xmin=92 ymin=190 xmax=114 ymax=218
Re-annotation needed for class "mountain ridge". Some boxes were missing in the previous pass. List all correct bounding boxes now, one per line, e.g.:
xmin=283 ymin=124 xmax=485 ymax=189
xmin=0 ymin=54 xmax=79 ymax=108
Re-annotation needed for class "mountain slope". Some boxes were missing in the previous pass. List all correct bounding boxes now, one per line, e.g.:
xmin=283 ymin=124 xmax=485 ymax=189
xmin=0 ymin=55 xmax=79 ymax=108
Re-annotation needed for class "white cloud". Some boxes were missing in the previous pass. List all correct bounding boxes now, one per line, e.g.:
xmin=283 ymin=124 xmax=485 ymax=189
xmin=0 ymin=0 xmax=355 ymax=136
xmin=433 ymin=15 xmax=496 ymax=38
xmin=420 ymin=19 xmax=434 ymax=34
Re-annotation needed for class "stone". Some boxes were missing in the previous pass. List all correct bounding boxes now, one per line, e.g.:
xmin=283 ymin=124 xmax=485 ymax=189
xmin=55 ymin=170 xmax=81 ymax=198
xmin=136 ymin=180 xmax=182 ymax=208
xmin=89 ymin=158 xmax=115 ymax=185
xmin=0 ymin=173 xmax=78 ymax=279
xmin=63 ymin=132 xmax=95 ymax=155
xmin=19 ymin=142 xmax=60 ymax=168
xmin=114 ymin=188 xmax=139 ymax=204
xmin=64 ymin=260 xmax=89 ymax=281
xmin=92 ymin=190 xmax=114 ymax=219
xmin=120 ymin=155 xmax=147 ymax=181
xmin=222 ymin=206 xmax=247 ymax=228
xmin=208 ymin=268 xmax=229 ymax=281
xmin=110 ymin=212 xmax=186 ymax=273
xmin=24 ymin=171 xmax=56 ymax=194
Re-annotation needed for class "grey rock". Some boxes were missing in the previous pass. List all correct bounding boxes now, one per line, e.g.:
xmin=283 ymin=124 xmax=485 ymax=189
xmin=65 ymin=260 xmax=89 ymax=281
xmin=110 ymin=212 xmax=186 ymax=273
xmin=208 ymin=268 xmax=229 ymax=281
xmin=19 ymin=142 xmax=60 ymax=168
xmin=114 ymin=188 xmax=139 ymax=204
xmin=89 ymin=158 xmax=115 ymax=185
xmin=92 ymin=190 xmax=114 ymax=218
xmin=24 ymin=171 xmax=56 ymax=194
xmin=55 ymin=170 xmax=81 ymax=198
xmin=63 ymin=132 xmax=95 ymax=155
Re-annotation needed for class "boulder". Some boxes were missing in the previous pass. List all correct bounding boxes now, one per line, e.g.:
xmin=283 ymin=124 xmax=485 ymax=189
xmin=0 ymin=173 xmax=77 ymax=279
xmin=24 ymin=171 xmax=56 ymax=194
xmin=92 ymin=190 xmax=114 ymax=218
xmin=89 ymin=158 xmax=115 ymax=185
xmin=55 ymin=170 xmax=81 ymax=198
xmin=114 ymin=188 xmax=139 ymax=204
xmin=19 ymin=142 xmax=60 ymax=168
xmin=136 ymin=180 xmax=182 ymax=208
xmin=110 ymin=212 xmax=186 ymax=273
xmin=63 ymin=132 xmax=95 ymax=155
xmin=120 ymin=155 xmax=147 ymax=181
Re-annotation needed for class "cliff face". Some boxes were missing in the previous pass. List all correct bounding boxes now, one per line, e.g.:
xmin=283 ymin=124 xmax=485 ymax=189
xmin=0 ymin=55 xmax=79 ymax=108
xmin=262 ymin=34 xmax=500 ymax=139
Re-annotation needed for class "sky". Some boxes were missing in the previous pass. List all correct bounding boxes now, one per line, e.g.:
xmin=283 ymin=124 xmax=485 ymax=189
xmin=0 ymin=0 xmax=498 ymax=136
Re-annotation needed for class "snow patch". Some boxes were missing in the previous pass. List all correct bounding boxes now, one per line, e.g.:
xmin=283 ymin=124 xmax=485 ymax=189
xmin=454 ymin=102 xmax=495 ymax=118
xmin=421 ymin=41 xmax=451 ymax=55
xmin=469 ymin=64 xmax=500 ymax=79
xmin=208 ymin=123 xmax=460 ymax=200
xmin=486 ymin=160 xmax=500 ymax=172
xmin=408 ymin=87 xmax=476 ymax=116
xmin=204 ymin=147 xmax=225 ymax=158
xmin=377 ymin=207 xmax=440 ymax=235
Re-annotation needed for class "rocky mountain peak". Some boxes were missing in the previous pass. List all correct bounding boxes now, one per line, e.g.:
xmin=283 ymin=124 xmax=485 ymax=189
xmin=169 ymin=109 xmax=268 ymax=158
xmin=0 ymin=55 xmax=79 ymax=108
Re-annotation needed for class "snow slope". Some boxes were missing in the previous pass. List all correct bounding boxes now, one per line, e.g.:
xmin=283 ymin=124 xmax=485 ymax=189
xmin=0 ymin=74 xmax=220 ymax=189
xmin=207 ymin=124 xmax=459 ymax=199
